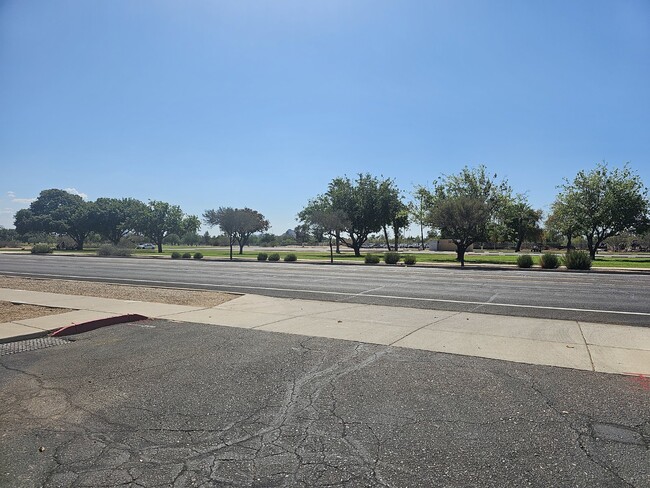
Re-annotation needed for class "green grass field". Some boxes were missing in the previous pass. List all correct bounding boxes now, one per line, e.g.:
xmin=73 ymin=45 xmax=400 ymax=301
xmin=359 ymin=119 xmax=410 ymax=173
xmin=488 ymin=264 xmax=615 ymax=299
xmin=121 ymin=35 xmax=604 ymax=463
xmin=124 ymin=247 xmax=650 ymax=268
xmin=21 ymin=245 xmax=650 ymax=269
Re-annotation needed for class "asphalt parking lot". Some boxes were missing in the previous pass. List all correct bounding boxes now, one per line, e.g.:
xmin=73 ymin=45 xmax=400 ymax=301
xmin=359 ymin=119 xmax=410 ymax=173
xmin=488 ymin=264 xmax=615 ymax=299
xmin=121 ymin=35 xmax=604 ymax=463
xmin=1 ymin=320 xmax=648 ymax=487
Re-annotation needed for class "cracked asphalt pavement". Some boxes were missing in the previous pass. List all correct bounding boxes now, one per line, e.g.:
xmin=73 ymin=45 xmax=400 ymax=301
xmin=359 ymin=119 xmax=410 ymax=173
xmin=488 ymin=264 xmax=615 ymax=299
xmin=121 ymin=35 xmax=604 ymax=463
xmin=1 ymin=320 xmax=649 ymax=487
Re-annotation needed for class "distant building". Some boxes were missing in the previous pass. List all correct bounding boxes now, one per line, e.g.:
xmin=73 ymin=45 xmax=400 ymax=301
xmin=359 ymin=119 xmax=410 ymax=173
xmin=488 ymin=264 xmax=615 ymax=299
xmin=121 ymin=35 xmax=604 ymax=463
xmin=428 ymin=239 xmax=473 ymax=252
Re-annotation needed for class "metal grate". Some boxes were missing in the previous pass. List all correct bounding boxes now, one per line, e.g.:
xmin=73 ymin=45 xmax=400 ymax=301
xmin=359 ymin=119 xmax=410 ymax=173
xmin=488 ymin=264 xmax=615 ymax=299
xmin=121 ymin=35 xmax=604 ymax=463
xmin=0 ymin=337 xmax=70 ymax=356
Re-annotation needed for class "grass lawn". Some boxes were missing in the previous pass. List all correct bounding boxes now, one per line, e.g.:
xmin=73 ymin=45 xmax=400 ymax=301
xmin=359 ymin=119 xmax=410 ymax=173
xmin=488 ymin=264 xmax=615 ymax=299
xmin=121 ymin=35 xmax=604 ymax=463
xmin=44 ymin=246 xmax=650 ymax=269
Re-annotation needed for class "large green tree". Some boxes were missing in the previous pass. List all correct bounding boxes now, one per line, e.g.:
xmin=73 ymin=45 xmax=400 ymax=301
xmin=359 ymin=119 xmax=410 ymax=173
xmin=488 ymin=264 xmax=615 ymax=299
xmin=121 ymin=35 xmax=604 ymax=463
xmin=14 ymin=189 xmax=97 ymax=250
xmin=134 ymin=200 xmax=185 ymax=253
xmin=300 ymin=174 xmax=398 ymax=257
xmin=500 ymin=195 xmax=543 ymax=252
xmin=426 ymin=166 xmax=511 ymax=266
xmin=553 ymin=163 xmax=649 ymax=259
xmin=203 ymin=207 xmax=270 ymax=260
xmin=94 ymin=197 xmax=147 ymax=245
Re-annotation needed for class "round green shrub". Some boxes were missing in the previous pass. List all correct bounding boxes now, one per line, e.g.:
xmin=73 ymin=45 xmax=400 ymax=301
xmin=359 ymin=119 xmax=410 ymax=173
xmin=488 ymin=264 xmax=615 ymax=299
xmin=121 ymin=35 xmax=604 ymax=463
xmin=539 ymin=252 xmax=559 ymax=269
xmin=516 ymin=254 xmax=534 ymax=268
xmin=563 ymin=250 xmax=592 ymax=270
xmin=403 ymin=255 xmax=417 ymax=266
xmin=268 ymin=253 xmax=281 ymax=262
xmin=171 ymin=251 xmax=182 ymax=259
xmin=31 ymin=244 xmax=52 ymax=254
xmin=182 ymin=252 xmax=192 ymax=259
xmin=97 ymin=245 xmax=132 ymax=257
xmin=384 ymin=252 xmax=400 ymax=264
xmin=193 ymin=252 xmax=203 ymax=260
xmin=364 ymin=254 xmax=380 ymax=264
xmin=284 ymin=253 xmax=297 ymax=262
xmin=257 ymin=252 xmax=268 ymax=261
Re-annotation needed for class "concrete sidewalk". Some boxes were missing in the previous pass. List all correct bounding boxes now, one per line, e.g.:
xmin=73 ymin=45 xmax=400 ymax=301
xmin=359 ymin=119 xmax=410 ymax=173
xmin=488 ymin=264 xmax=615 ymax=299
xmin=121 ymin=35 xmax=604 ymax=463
xmin=1 ymin=288 xmax=649 ymax=376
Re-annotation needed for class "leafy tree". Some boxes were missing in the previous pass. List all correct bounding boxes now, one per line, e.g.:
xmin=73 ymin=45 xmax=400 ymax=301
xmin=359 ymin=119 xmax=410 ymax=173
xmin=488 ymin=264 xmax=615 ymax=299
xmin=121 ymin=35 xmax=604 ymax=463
xmin=14 ymin=189 xmax=97 ymax=250
xmin=94 ymin=197 xmax=147 ymax=245
xmin=181 ymin=231 xmax=201 ymax=246
xmin=500 ymin=195 xmax=543 ymax=252
xmin=293 ymin=224 xmax=311 ymax=245
xmin=546 ymin=198 xmax=581 ymax=250
xmin=553 ymin=163 xmax=649 ymax=259
xmin=426 ymin=166 xmax=511 ymax=266
xmin=377 ymin=179 xmax=408 ymax=251
xmin=300 ymin=174 xmax=397 ymax=257
xmin=297 ymin=195 xmax=330 ymax=246
xmin=409 ymin=185 xmax=433 ymax=250
xmin=310 ymin=208 xmax=350 ymax=264
xmin=134 ymin=200 xmax=185 ymax=253
xmin=164 ymin=233 xmax=181 ymax=245
xmin=182 ymin=215 xmax=201 ymax=235
xmin=203 ymin=207 xmax=270 ymax=260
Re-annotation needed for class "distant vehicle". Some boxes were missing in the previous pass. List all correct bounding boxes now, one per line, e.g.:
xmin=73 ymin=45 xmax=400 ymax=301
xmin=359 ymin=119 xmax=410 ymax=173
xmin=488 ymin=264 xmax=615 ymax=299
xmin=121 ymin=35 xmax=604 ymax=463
xmin=136 ymin=243 xmax=156 ymax=250
xmin=530 ymin=245 xmax=542 ymax=253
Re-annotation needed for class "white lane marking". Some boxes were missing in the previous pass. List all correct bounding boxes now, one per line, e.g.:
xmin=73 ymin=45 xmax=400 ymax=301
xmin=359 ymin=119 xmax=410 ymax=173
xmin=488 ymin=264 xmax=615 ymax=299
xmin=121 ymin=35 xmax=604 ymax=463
xmin=4 ymin=271 xmax=650 ymax=318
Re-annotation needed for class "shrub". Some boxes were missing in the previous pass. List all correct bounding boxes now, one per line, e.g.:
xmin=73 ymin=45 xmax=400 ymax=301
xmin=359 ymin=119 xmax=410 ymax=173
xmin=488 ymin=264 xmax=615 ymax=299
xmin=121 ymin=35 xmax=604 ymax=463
xmin=516 ymin=254 xmax=534 ymax=268
xmin=268 ymin=253 xmax=280 ymax=262
xmin=171 ymin=251 xmax=182 ymax=259
xmin=284 ymin=253 xmax=297 ymax=262
xmin=384 ymin=252 xmax=400 ymax=264
xmin=193 ymin=252 xmax=203 ymax=260
xmin=403 ymin=255 xmax=417 ymax=266
xmin=31 ymin=244 xmax=52 ymax=254
xmin=182 ymin=252 xmax=192 ymax=259
xmin=540 ymin=252 xmax=560 ymax=269
xmin=257 ymin=252 xmax=268 ymax=261
xmin=564 ymin=250 xmax=592 ymax=270
xmin=97 ymin=245 xmax=132 ymax=257
xmin=365 ymin=254 xmax=380 ymax=264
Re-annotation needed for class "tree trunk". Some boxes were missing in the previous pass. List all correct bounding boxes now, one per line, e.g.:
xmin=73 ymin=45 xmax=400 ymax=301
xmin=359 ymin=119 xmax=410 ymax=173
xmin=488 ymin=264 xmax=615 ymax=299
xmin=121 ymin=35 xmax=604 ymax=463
xmin=382 ymin=225 xmax=391 ymax=251
xmin=352 ymin=240 xmax=362 ymax=257
xmin=335 ymin=230 xmax=341 ymax=254
xmin=586 ymin=235 xmax=596 ymax=260
xmin=515 ymin=238 xmax=523 ymax=252
xmin=393 ymin=225 xmax=399 ymax=252
xmin=420 ymin=223 xmax=424 ymax=250
xmin=328 ymin=233 xmax=334 ymax=264
xmin=456 ymin=245 xmax=467 ymax=268
xmin=157 ymin=242 xmax=163 ymax=253
xmin=229 ymin=236 xmax=233 ymax=261
xmin=566 ymin=233 xmax=572 ymax=250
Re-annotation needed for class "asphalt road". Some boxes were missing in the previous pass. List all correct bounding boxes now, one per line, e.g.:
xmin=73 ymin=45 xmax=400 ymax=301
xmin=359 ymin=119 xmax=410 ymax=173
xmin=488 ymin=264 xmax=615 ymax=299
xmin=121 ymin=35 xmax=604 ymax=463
xmin=1 ymin=320 xmax=648 ymax=487
xmin=1 ymin=254 xmax=650 ymax=326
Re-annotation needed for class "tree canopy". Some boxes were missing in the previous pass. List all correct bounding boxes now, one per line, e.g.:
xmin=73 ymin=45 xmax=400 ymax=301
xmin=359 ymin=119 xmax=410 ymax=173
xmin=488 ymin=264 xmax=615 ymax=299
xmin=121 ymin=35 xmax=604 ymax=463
xmin=203 ymin=207 xmax=270 ymax=260
xmin=14 ymin=189 xmax=97 ymax=250
xmin=551 ymin=163 xmax=649 ymax=259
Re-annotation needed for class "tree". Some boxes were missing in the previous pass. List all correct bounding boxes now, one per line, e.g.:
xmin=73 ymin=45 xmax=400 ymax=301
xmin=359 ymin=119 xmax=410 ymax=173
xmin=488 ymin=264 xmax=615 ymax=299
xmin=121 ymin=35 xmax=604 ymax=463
xmin=297 ymin=195 xmax=330 ymax=246
xmin=301 ymin=174 xmax=397 ymax=257
xmin=426 ymin=166 xmax=511 ymax=266
xmin=310 ymin=209 xmax=350 ymax=264
xmin=553 ymin=163 xmax=649 ymax=259
xmin=409 ymin=185 xmax=433 ymax=250
xmin=134 ymin=200 xmax=185 ymax=253
xmin=377 ymin=179 xmax=408 ymax=251
xmin=14 ymin=189 xmax=97 ymax=250
xmin=203 ymin=207 xmax=270 ymax=260
xmin=500 ymin=195 xmax=543 ymax=252
xmin=94 ymin=197 xmax=147 ymax=245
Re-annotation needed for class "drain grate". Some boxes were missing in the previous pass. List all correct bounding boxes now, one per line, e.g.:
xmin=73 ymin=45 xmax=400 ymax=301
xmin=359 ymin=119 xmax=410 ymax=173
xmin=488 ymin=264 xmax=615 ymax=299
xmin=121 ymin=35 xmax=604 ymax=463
xmin=0 ymin=337 xmax=71 ymax=356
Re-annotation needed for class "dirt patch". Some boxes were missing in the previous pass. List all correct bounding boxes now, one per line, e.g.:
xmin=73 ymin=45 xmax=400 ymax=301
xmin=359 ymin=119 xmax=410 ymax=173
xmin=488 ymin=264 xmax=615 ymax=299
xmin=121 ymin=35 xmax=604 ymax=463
xmin=0 ymin=275 xmax=237 ymax=308
xmin=0 ymin=301 xmax=71 ymax=322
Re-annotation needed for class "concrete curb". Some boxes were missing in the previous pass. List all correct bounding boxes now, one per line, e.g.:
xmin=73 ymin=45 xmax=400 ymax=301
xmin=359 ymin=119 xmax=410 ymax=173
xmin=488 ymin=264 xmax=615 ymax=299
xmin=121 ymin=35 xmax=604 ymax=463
xmin=50 ymin=314 xmax=148 ymax=337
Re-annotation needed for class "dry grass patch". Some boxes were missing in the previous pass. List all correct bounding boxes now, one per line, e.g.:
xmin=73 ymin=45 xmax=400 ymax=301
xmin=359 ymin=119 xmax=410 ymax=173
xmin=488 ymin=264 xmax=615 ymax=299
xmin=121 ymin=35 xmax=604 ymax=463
xmin=0 ymin=301 xmax=70 ymax=322
xmin=0 ymin=276 xmax=237 ymax=308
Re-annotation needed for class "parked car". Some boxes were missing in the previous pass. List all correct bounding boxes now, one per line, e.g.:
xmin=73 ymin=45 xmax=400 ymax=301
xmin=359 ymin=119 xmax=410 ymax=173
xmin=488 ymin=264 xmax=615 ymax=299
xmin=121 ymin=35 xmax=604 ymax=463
xmin=136 ymin=243 xmax=156 ymax=250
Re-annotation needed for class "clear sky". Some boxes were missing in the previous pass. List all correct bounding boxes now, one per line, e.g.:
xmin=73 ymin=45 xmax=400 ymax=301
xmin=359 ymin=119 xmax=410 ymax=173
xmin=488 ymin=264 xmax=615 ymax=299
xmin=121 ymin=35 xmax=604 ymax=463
xmin=1 ymin=0 xmax=649 ymax=234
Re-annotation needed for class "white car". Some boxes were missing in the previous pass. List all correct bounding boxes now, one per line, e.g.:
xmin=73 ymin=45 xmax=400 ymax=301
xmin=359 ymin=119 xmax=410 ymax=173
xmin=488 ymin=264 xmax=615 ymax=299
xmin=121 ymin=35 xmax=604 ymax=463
xmin=136 ymin=243 xmax=156 ymax=250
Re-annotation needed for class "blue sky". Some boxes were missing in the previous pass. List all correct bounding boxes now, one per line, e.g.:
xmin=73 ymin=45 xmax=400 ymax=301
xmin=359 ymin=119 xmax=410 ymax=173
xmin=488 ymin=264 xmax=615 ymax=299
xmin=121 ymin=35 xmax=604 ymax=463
xmin=1 ymin=0 xmax=649 ymax=234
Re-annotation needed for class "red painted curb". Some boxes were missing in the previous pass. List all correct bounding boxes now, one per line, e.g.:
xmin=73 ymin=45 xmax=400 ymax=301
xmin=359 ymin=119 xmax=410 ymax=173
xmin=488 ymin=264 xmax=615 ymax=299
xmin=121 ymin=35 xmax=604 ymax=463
xmin=50 ymin=314 xmax=149 ymax=337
